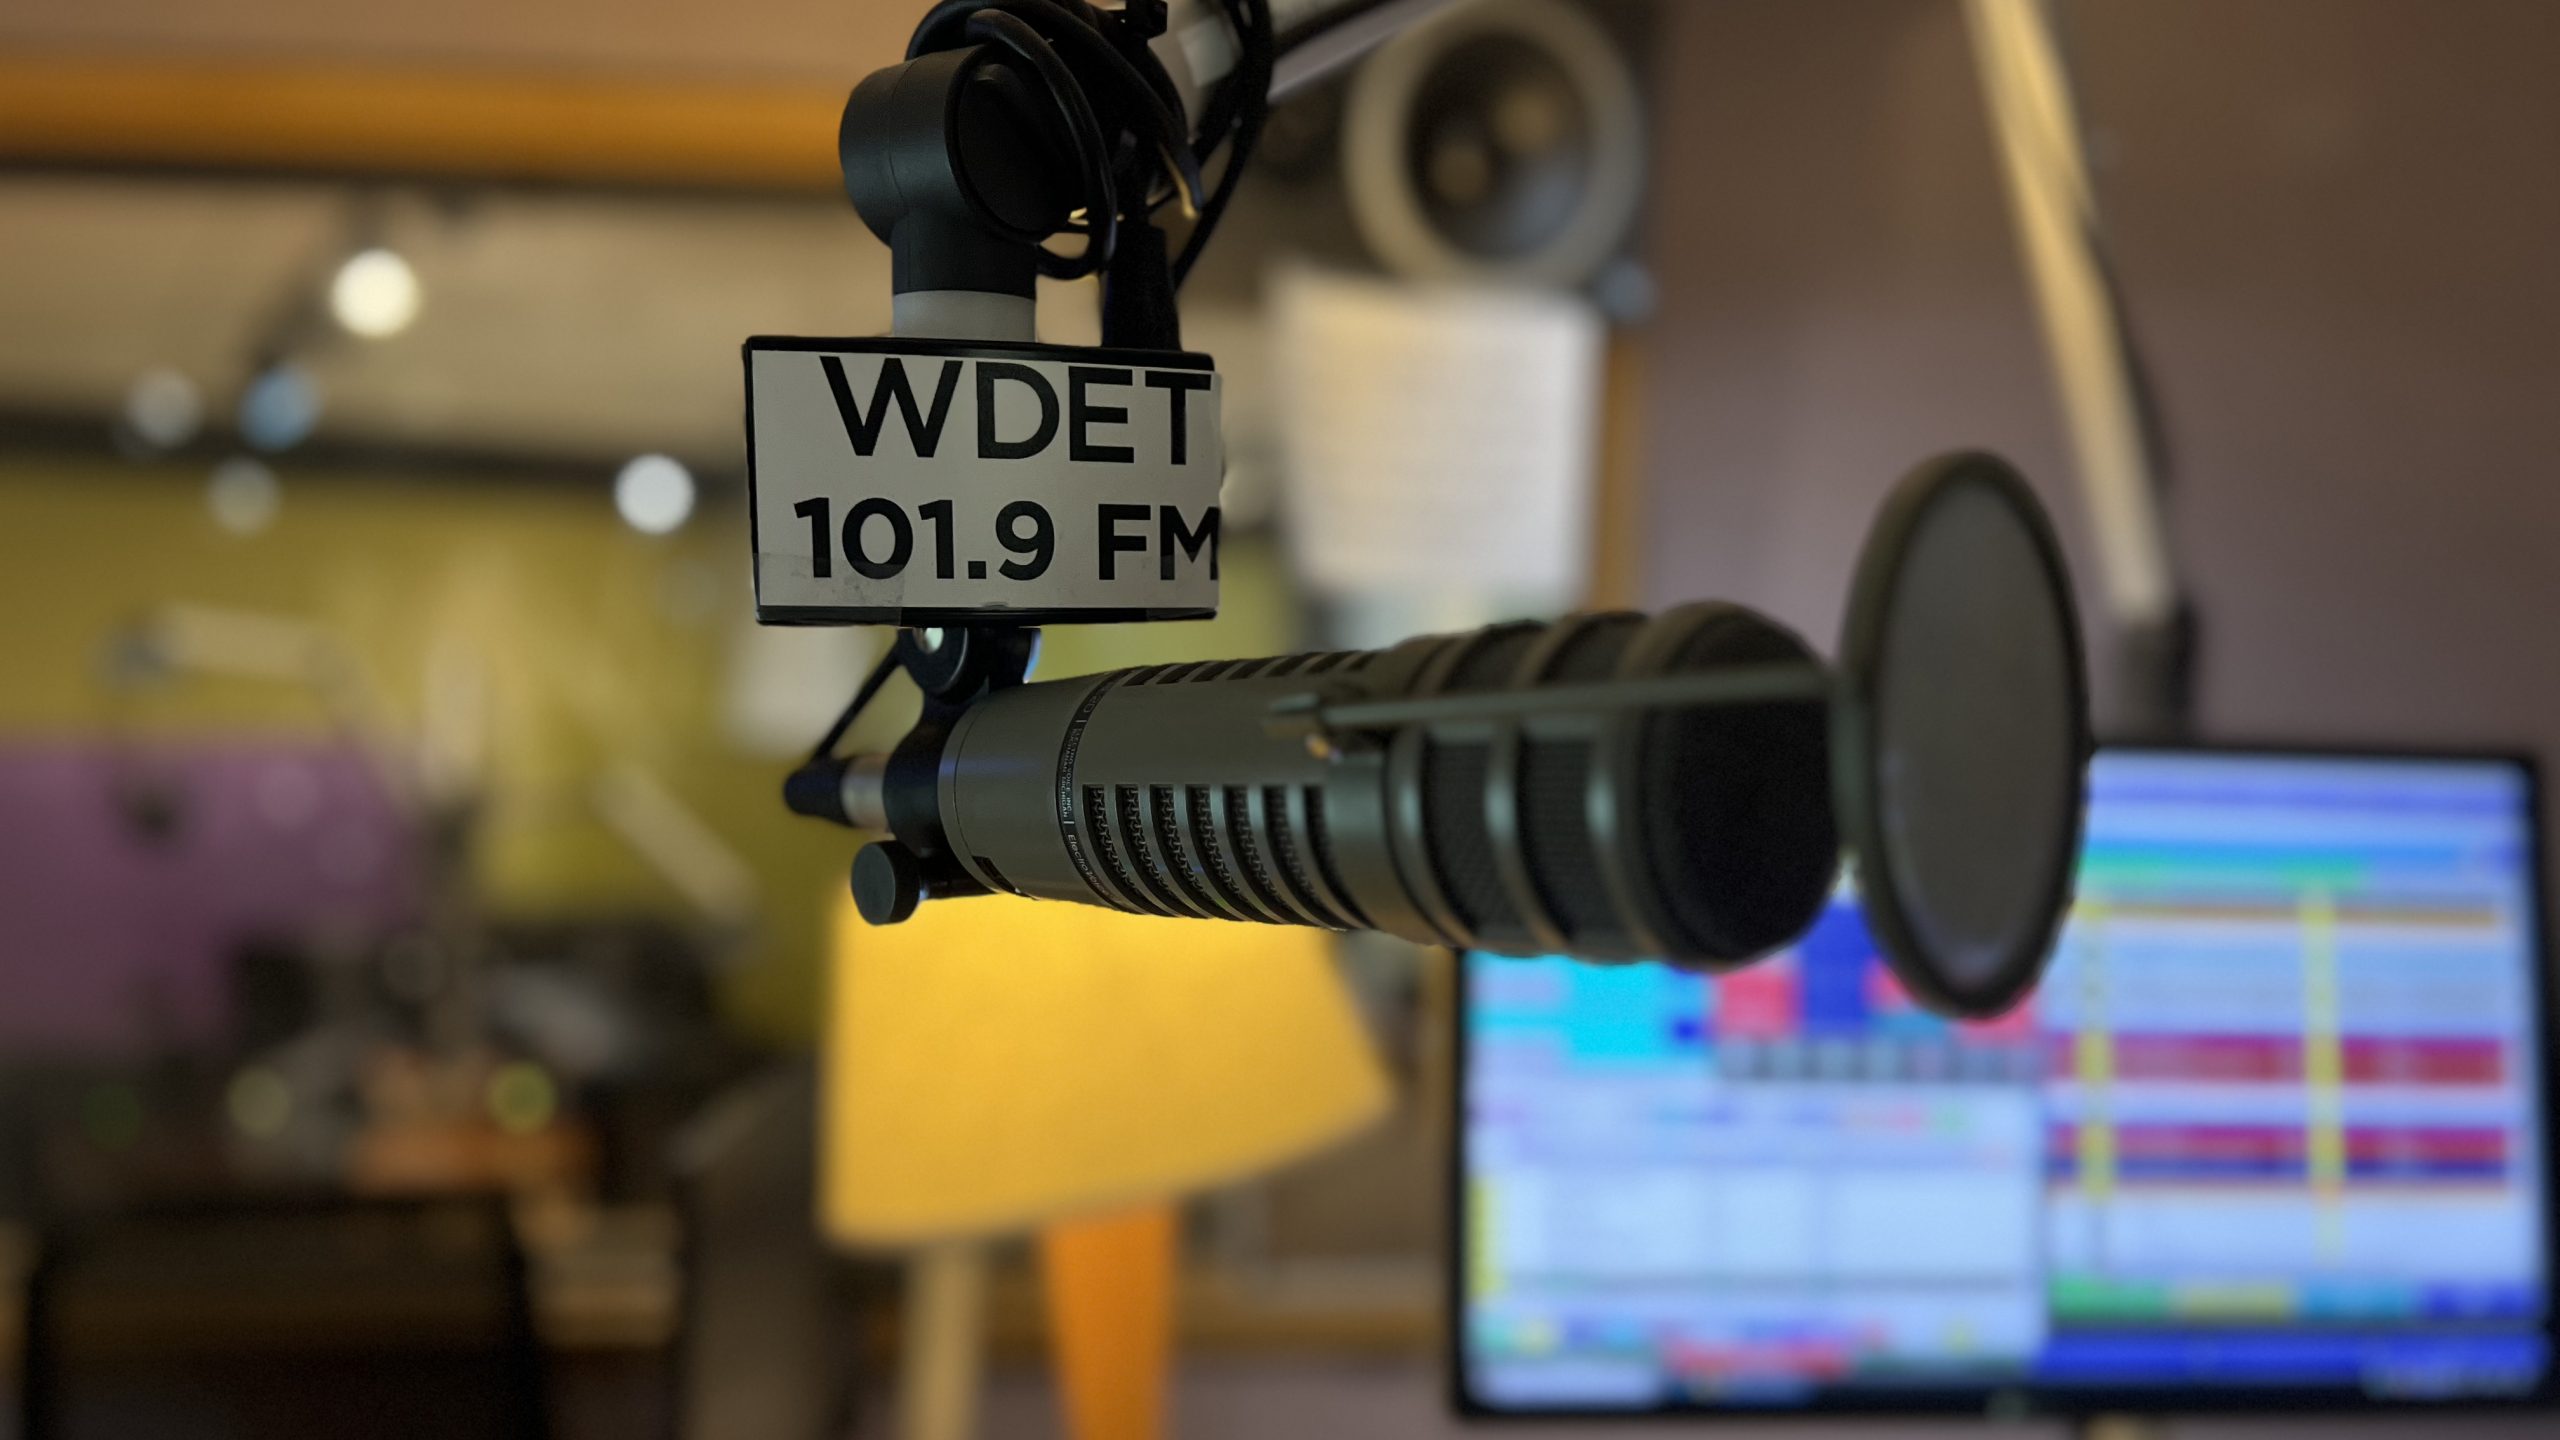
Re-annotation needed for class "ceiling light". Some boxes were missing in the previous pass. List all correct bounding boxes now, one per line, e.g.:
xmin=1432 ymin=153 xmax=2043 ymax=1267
xmin=123 ymin=367 xmax=202 ymax=450
xmin=329 ymin=246 xmax=422 ymax=338
xmin=207 ymin=456 xmax=282 ymax=536
xmin=615 ymin=454 xmax=696 ymax=535
xmin=238 ymin=363 xmax=322 ymax=452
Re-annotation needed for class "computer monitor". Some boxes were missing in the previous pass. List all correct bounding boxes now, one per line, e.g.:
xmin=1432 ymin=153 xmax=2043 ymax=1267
xmin=1455 ymin=746 xmax=2555 ymax=1417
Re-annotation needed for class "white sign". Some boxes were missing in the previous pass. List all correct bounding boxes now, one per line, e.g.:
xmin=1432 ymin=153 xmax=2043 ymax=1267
xmin=746 ymin=338 xmax=1223 ymax=624
xmin=1273 ymin=268 xmax=1598 ymax=609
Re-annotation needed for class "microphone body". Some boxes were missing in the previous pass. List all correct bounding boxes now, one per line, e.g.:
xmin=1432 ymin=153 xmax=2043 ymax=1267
xmin=902 ymin=603 xmax=1840 ymax=968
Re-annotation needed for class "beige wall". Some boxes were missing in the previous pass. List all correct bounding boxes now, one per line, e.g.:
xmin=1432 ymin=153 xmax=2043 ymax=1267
xmin=0 ymin=459 xmax=1301 ymax=1046
xmin=1640 ymin=0 xmax=2560 ymax=756
xmin=1637 ymin=0 xmax=2074 ymax=677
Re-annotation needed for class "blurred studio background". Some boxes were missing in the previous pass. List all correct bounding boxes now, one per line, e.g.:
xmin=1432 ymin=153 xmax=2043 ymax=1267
xmin=4 ymin=1 xmax=2560 ymax=1438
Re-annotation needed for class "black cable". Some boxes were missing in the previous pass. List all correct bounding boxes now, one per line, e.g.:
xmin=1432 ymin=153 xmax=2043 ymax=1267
xmin=905 ymin=0 xmax=1273 ymax=295
xmin=911 ymin=1 xmax=1204 ymax=258
xmin=2027 ymin=0 xmax=2173 ymax=495
xmin=961 ymin=8 xmax=1122 ymax=278
xmin=1185 ymin=4 xmax=1251 ymax=162
xmin=1171 ymin=0 xmax=1273 ymax=286
xmin=2038 ymin=3 xmax=2195 ymax=732
xmin=2075 ymin=207 xmax=2176 ymax=495
xmin=996 ymin=3 xmax=1202 ymax=205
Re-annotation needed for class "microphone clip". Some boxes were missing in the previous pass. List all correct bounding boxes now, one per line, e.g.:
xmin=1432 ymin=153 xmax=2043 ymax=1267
xmin=894 ymin=623 xmax=1041 ymax=708
xmin=782 ymin=622 xmax=1040 ymax=831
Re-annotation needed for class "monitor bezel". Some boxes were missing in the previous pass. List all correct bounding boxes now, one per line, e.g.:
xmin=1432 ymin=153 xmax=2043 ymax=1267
xmin=1448 ymin=741 xmax=2559 ymax=1421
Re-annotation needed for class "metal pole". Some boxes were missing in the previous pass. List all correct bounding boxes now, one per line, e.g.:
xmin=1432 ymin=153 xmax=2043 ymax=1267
xmin=1963 ymin=0 xmax=2189 ymax=735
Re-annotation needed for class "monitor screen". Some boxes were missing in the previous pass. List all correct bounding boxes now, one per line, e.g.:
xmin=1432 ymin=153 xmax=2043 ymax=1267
xmin=1456 ymin=747 xmax=2553 ymax=1415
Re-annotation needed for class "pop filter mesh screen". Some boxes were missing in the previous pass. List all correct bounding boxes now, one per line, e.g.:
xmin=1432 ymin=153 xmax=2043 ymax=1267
xmin=1868 ymin=475 xmax=2079 ymax=994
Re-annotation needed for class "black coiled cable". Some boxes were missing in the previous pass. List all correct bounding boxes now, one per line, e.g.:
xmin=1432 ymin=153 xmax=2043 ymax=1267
xmin=906 ymin=0 xmax=1273 ymax=288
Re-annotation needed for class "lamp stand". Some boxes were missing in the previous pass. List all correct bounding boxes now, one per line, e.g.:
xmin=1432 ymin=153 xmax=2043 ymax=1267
xmin=1041 ymin=1203 xmax=1179 ymax=1440
xmin=895 ymin=1242 xmax=988 ymax=1440
xmin=2077 ymin=1416 xmax=2170 ymax=1440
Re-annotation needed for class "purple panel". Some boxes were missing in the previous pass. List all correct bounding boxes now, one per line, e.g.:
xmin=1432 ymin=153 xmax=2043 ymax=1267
xmin=0 ymin=741 xmax=422 ymax=1061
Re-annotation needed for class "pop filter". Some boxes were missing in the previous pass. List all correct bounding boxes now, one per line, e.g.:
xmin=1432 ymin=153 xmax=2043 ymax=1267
xmin=1832 ymin=452 xmax=2090 ymax=1018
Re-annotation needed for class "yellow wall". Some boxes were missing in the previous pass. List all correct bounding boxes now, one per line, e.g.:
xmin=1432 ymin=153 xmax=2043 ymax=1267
xmin=0 ymin=455 xmax=1300 ymax=1044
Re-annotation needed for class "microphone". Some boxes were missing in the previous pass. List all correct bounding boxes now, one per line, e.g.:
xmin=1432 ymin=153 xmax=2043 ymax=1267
xmin=796 ymin=452 xmax=2091 ymax=1018
xmin=903 ymin=603 xmax=1838 ymax=967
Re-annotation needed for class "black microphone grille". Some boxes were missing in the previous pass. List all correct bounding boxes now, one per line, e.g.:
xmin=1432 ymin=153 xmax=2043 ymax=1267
xmin=937 ymin=603 xmax=1842 ymax=972
xmin=1409 ymin=606 xmax=1837 ymax=967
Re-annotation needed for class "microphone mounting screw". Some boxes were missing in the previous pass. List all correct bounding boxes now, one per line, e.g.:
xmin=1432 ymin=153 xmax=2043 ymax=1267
xmin=851 ymin=840 xmax=926 ymax=925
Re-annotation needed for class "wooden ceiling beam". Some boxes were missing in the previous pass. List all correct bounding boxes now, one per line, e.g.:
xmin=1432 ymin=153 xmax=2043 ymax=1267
xmin=0 ymin=52 xmax=848 ymax=191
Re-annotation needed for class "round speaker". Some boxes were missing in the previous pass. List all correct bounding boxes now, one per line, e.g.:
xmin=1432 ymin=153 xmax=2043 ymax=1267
xmin=1340 ymin=0 xmax=1645 ymax=288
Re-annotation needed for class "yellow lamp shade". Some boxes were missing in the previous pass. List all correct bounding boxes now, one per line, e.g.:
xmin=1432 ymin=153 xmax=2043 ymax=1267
xmin=820 ymin=893 xmax=1392 ymax=1247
